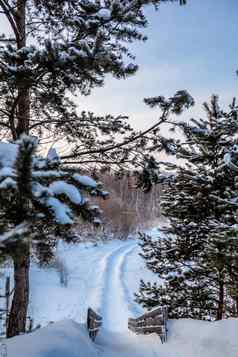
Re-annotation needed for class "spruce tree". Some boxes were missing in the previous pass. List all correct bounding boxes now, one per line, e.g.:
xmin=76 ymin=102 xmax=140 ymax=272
xmin=136 ymin=95 xmax=238 ymax=321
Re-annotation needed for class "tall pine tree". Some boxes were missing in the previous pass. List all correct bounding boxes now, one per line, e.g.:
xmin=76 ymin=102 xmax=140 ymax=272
xmin=0 ymin=0 xmax=186 ymax=336
xmin=136 ymin=95 xmax=238 ymax=321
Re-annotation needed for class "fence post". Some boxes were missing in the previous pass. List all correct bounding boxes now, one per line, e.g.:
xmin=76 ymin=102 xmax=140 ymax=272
xmin=87 ymin=308 xmax=102 ymax=342
xmin=5 ymin=278 xmax=10 ymax=313
xmin=5 ymin=277 xmax=11 ymax=335
xmin=0 ymin=344 xmax=7 ymax=357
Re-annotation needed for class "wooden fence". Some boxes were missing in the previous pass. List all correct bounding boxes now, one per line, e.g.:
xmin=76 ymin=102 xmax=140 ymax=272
xmin=87 ymin=308 xmax=102 ymax=342
xmin=0 ymin=277 xmax=14 ymax=337
xmin=128 ymin=306 xmax=168 ymax=343
xmin=0 ymin=344 xmax=7 ymax=357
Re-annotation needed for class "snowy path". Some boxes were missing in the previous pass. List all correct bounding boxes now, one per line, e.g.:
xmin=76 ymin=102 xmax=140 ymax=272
xmin=98 ymin=241 xmax=137 ymax=331
xmin=6 ymin=235 xmax=238 ymax=357
xmin=29 ymin=239 xmax=155 ymax=328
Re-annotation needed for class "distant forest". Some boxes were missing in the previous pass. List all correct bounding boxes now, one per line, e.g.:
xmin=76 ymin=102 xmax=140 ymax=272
xmin=76 ymin=174 xmax=161 ymax=240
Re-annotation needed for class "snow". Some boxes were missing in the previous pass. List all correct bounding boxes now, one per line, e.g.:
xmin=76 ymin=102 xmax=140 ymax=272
xmin=0 ymin=222 xmax=28 ymax=244
xmin=46 ymin=197 xmax=73 ymax=225
xmin=69 ymin=46 xmax=88 ymax=58
xmin=73 ymin=174 xmax=97 ymax=188
xmin=2 ymin=235 xmax=238 ymax=357
xmin=96 ymin=9 xmax=111 ymax=21
xmin=28 ymin=239 xmax=155 ymax=328
xmin=3 ymin=316 xmax=238 ymax=357
xmin=49 ymin=181 xmax=83 ymax=205
xmin=5 ymin=320 xmax=97 ymax=357
xmin=32 ymin=170 xmax=65 ymax=178
xmin=47 ymin=148 xmax=59 ymax=162
xmin=224 ymin=152 xmax=238 ymax=171
xmin=0 ymin=167 xmax=15 ymax=178
xmin=0 ymin=177 xmax=16 ymax=189
xmin=0 ymin=142 xmax=17 ymax=169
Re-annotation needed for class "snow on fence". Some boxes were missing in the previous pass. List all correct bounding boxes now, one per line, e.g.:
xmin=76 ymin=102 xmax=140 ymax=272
xmin=0 ymin=277 xmax=13 ymax=337
xmin=87 ymin=308 xmax=102 ymax=342
xmin=0 ymin=344 xmax=7 ymax=357
xmin=128 ymin=306 xmax=168 ymax=343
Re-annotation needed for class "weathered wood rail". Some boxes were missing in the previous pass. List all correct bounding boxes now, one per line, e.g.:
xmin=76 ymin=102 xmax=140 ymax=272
xmin=128 ymin=306 xmax=168 ymax=343
xmin=0 ymin=343 xmax=7 ymax=357
xmin=87 ymin=308 xmax=102 ymax=342
xmin=0 ymin=277 xmax=14 ymax=337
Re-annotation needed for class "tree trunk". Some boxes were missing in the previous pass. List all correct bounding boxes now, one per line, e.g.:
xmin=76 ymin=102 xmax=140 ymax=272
xmin=217 ymin=280 xmax=224 ymax=320
xmin=6 ymin=249 xmax=30 ymax=338
xmin=6 ymin=0 xmax=31 ymax=339
xmin=16 ymin=0 xmax=30 ymax=137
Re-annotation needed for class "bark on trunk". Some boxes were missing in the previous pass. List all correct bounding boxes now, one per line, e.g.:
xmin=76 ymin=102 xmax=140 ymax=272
xmin=217 ymin=281 xmax=224 ymax=320
xmin=6 ymin=0 xmax=31 ymax=339
xmin=6 ymin=249 xmax=30 ymax=338
xmin=16 ymin=0 xmax=30 ymax=137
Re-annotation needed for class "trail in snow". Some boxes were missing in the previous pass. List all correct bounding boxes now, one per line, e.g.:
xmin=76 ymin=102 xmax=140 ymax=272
xmin=97 ymin=240 xmax=137 ymax=331
xmin=86 ymin=242 xmax=133 ymax=314
xmin=29 ymin=238 xmax=157 ymax=329
xmin=7 ymin=234 xmax=238 ymax=357
xmin=120 ymin=246 xmax=143 ymax=318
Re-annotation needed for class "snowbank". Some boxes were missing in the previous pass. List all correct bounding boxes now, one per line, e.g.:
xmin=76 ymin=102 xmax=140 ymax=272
xmin=3 ymin=318 xmax=238 ymax=357
xmin=5 ymin=320 xmax=97 ymax=357
xmin=164 ymin=318 xmax=238 ymax=357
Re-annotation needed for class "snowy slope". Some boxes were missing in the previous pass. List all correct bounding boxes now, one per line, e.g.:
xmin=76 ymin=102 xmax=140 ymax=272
xmin=4 ymin=318 xmax=238 ymax=357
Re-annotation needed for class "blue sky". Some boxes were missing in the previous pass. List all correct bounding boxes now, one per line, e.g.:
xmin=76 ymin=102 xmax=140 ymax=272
xmin=79 ymin=0 xmax=238 ymax=129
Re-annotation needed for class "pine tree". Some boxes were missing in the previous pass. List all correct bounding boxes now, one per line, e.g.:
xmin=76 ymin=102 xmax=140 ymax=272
xmin=0 ymin=0 xmax=185 ymax=157
xmin=0 ymin=134 xmax=106 ymax=336
xmin=0 ymin=0 xmax=186 ymax=336
xmin=136 ymin=95 xmax=238 ymax=321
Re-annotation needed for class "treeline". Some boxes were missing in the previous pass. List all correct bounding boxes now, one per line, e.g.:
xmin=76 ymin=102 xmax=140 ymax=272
xmin=75 ymin=174 xmax=161 ymax=241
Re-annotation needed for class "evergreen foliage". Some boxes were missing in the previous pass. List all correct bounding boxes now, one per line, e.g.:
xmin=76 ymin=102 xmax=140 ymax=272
xmin=136 ymin=95 xmax=238 ymax=320
xmin=0 ymin=0 xmax=186 ymax=336
xmin=0 ymin=0 xmax=185 ymax=173
xmin=0 ymin=135 xmax=106 ymax=246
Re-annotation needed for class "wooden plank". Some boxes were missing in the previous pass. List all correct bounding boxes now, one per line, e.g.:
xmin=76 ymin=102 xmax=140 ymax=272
xmin=128 ymin=306 xmax=168 ymax=343
xmin=87 ymin=308 xmax=102 ymax=342
xmin=88 ymin=308 xmax=102 ymax=321
xmin=133 ymin=307 xmax=163 ymax=321
xmin=0 ymin=343 xmax=7 ymax=357
xmin=5 ymin=277 xmax=10 ymax=330
xmin=132 ymin=326 xmax=164 ymax=334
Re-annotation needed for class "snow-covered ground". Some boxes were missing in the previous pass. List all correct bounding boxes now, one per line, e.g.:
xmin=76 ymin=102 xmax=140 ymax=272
xmin=4 ymin=317 xmax=238 ymax=357
xmin=2 ymin=232 xmax=238 ymax=356
xmin=29 ymin=237 xmax=157 ymax=329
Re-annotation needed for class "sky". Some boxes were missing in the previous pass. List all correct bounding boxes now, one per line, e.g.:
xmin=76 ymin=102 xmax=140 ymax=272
xmin=0 ymin=0 xmax=237 ymax=133
xmin=79 ymin=0 xmax=238 ymax=130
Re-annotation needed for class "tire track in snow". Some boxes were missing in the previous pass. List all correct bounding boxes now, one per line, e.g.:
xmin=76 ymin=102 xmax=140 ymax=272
xmin=120 ymin=243 xmax=143 ymax=318
xmin=98 ymin=240 xmax=137 ymax=332
xmin=87 ymin=243 xmax=129 ymax=313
